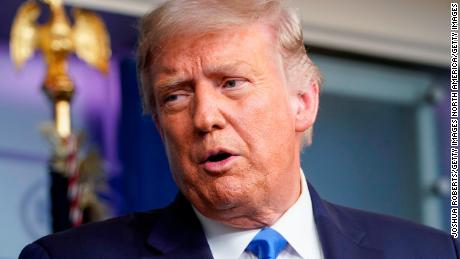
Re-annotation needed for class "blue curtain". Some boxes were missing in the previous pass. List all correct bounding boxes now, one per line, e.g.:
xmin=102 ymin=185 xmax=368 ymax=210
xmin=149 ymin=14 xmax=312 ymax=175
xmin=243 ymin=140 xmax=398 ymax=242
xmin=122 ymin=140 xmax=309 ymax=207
xmin=115 ymin=58 xmax=177 ymax=214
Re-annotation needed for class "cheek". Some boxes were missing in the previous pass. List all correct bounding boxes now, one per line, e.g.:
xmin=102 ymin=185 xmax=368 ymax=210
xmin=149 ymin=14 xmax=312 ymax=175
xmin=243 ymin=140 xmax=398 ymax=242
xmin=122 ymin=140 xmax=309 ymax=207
xmin=161 ymin=114 xmax=191 ymax=148
xmin=236 ymin=90 xmax=296 ymax=176
xmin=240 ymin=87 xmax=293 ymax=144
xmin=159 ymin=115 xmax=197 ymax=177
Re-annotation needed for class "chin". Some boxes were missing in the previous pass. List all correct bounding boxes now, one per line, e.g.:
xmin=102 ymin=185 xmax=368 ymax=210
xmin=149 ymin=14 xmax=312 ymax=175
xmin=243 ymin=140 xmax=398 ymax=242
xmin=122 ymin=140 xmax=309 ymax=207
xmin=207 ymin=189 xmax=246 ymax=210
xmin=191 ymin=189 xmax=246 ymax=215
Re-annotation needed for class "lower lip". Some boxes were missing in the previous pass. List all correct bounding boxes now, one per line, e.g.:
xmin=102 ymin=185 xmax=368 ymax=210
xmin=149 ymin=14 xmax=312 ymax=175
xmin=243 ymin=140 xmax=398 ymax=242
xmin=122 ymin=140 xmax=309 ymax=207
xmin=201 ymin=155 xmax=238 ymax=174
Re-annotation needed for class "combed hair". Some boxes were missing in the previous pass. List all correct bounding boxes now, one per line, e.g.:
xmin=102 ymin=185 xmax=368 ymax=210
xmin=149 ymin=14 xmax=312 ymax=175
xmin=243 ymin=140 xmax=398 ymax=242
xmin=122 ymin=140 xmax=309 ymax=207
xmin=137 ymin=0 xmax=321 ymax=145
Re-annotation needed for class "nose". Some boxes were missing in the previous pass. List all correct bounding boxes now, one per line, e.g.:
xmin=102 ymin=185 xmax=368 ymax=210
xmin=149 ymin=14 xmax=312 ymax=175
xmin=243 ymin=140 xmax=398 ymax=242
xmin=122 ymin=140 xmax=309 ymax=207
xmin=192 ymin=83 xmax=226 ymax=133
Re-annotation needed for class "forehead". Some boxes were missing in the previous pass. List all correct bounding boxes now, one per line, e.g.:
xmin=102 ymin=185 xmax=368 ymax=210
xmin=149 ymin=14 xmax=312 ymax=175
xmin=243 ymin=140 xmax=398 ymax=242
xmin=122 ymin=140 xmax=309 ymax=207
xmin=151 ymin=24 xmax=279 ymax=76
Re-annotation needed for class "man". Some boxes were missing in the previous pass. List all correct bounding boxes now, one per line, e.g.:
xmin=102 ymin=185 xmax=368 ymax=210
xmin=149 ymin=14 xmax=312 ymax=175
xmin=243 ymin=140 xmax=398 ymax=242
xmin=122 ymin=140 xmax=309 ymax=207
xmin=20 ymin=0 xmax=458 ymax=258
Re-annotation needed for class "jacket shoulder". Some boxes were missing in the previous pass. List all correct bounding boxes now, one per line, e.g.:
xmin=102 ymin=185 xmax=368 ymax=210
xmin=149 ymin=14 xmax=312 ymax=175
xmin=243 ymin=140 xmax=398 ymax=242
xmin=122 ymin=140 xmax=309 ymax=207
xmin=324 ymin=201 xmax=460 ymax=257
xmin=19 ymin=208 xmax=165 ymax=259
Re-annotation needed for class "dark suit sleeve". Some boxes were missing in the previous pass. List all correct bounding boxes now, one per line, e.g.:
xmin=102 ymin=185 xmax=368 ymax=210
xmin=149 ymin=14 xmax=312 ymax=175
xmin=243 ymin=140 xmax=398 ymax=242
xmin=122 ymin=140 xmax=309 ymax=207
xmin=453 ymin=237 xmax=460 ymax=259
xmin=18 ymin=243 xmax=51 ymax=259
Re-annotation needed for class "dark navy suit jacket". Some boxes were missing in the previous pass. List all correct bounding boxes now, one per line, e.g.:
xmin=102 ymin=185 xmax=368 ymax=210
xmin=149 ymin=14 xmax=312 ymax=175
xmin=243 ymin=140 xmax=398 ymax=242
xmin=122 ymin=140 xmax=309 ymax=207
xmin=19 ymin=184 xmax=460 ymax=259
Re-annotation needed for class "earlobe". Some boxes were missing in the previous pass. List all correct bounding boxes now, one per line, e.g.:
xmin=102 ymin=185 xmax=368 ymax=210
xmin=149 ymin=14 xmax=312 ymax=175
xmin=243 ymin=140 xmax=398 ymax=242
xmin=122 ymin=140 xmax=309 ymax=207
xmin=294 ymin=81 xmax=319 ymax=133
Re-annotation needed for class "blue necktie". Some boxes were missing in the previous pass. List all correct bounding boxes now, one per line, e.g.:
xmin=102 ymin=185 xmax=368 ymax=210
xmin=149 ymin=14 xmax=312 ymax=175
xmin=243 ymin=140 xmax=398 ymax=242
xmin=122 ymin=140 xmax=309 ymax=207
xmin=245 ymin=227 xmax=288 ymax=259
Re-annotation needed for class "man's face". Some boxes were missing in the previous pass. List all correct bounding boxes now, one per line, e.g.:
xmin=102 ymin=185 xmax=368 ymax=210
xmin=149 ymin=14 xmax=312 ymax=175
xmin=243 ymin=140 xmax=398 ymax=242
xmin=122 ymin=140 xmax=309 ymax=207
xmin=151 ymin=24 xmax=315 ymax=228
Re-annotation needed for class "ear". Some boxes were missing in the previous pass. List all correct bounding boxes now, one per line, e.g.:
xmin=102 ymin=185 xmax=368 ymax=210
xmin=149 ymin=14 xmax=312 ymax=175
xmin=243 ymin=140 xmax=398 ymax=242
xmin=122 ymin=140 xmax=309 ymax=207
xmin=293 ymin=80 xmax=319 ymax=133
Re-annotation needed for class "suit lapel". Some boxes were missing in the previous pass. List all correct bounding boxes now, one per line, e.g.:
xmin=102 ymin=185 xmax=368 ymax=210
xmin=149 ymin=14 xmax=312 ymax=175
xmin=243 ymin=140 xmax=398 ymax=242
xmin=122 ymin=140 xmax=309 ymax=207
xmin=145 ymin=194 xmax=213 ymax=259
xmin=144 ymin=184 xmax=385 ymax=259
xmin=308 ymin=183 xmax=385 ymax=259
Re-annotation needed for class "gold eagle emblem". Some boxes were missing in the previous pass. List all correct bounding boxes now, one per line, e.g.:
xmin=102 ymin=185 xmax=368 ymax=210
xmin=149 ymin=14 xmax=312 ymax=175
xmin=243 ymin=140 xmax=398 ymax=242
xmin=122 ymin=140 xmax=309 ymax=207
xmin=10 ymin=0 xmax=111 ymax=95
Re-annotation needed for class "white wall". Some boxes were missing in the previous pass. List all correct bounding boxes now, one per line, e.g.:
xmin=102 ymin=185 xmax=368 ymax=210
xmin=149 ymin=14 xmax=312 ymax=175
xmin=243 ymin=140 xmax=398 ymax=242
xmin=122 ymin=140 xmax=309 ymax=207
xmin=64 ymin=0 xmax=450 ymax=66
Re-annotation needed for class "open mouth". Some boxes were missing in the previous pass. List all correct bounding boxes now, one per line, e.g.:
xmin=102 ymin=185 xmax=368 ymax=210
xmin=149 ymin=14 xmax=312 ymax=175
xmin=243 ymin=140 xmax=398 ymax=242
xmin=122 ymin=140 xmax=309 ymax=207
xmin=206 ymin=152 xmax=232 ymax=163
xmin=200 ymin=150 xmax=237 ymax=172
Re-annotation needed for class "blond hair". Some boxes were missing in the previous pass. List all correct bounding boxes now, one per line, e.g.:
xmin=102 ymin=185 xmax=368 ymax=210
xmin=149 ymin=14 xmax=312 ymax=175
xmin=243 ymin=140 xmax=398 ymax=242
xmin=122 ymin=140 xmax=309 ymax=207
xmin=137 ymin=0 xmax=321 ymax=144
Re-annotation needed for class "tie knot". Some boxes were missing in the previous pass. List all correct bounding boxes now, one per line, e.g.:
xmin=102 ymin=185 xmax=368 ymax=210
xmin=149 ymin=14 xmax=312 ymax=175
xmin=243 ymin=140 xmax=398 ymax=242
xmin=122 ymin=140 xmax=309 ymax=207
xmin=245 ymin=227 xmax=288 ymax=259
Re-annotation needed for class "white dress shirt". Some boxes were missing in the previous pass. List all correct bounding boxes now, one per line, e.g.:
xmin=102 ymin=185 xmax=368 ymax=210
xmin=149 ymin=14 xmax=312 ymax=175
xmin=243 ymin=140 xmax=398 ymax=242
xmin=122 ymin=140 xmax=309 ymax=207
xmin=193 ymin=169 xmax=324 ymax=259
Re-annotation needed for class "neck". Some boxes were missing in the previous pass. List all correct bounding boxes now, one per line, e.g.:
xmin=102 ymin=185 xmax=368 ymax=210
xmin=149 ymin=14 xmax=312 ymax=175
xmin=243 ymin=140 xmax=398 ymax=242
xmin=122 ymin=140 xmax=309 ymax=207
xmin=215 ymin=167 xmax=302 ymax=229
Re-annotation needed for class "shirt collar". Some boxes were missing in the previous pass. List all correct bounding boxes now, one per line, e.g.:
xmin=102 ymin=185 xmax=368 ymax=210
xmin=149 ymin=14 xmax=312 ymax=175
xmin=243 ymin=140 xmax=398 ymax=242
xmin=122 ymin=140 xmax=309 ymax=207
xmin=193 ymin=169 xmax=323 ymax=259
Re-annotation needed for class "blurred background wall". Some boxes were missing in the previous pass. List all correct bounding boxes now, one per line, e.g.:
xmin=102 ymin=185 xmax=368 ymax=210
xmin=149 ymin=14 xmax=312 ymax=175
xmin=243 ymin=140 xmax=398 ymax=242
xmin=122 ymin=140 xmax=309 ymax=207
xmin=0 ymin=0 xmax=450 ymax=258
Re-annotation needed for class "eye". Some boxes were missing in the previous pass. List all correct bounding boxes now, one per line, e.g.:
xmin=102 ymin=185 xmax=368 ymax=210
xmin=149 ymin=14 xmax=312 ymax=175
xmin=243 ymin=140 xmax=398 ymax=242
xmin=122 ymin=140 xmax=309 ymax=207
xmin=161 ymin=91 xmax=190 ymax=110
xmin=164 ymin=94 xmax=180 ymax=103
xmin=222 ymin=79 xmax=246 ymax=89
xmin=164 ymin=93 xmax=187 ymax=103
xmin=224 ymin=79 xmax=237 ymax=88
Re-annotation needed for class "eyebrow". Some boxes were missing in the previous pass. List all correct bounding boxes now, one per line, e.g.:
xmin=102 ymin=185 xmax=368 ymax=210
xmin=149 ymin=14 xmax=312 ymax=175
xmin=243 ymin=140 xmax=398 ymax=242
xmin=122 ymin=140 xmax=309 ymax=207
xmin=155 ymin=76 xmax=190 ymax=90
xmin=203 ymin=60 xmax=254 ymax=76
xmin=154 ymin=60 xmax=255 ymax=90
